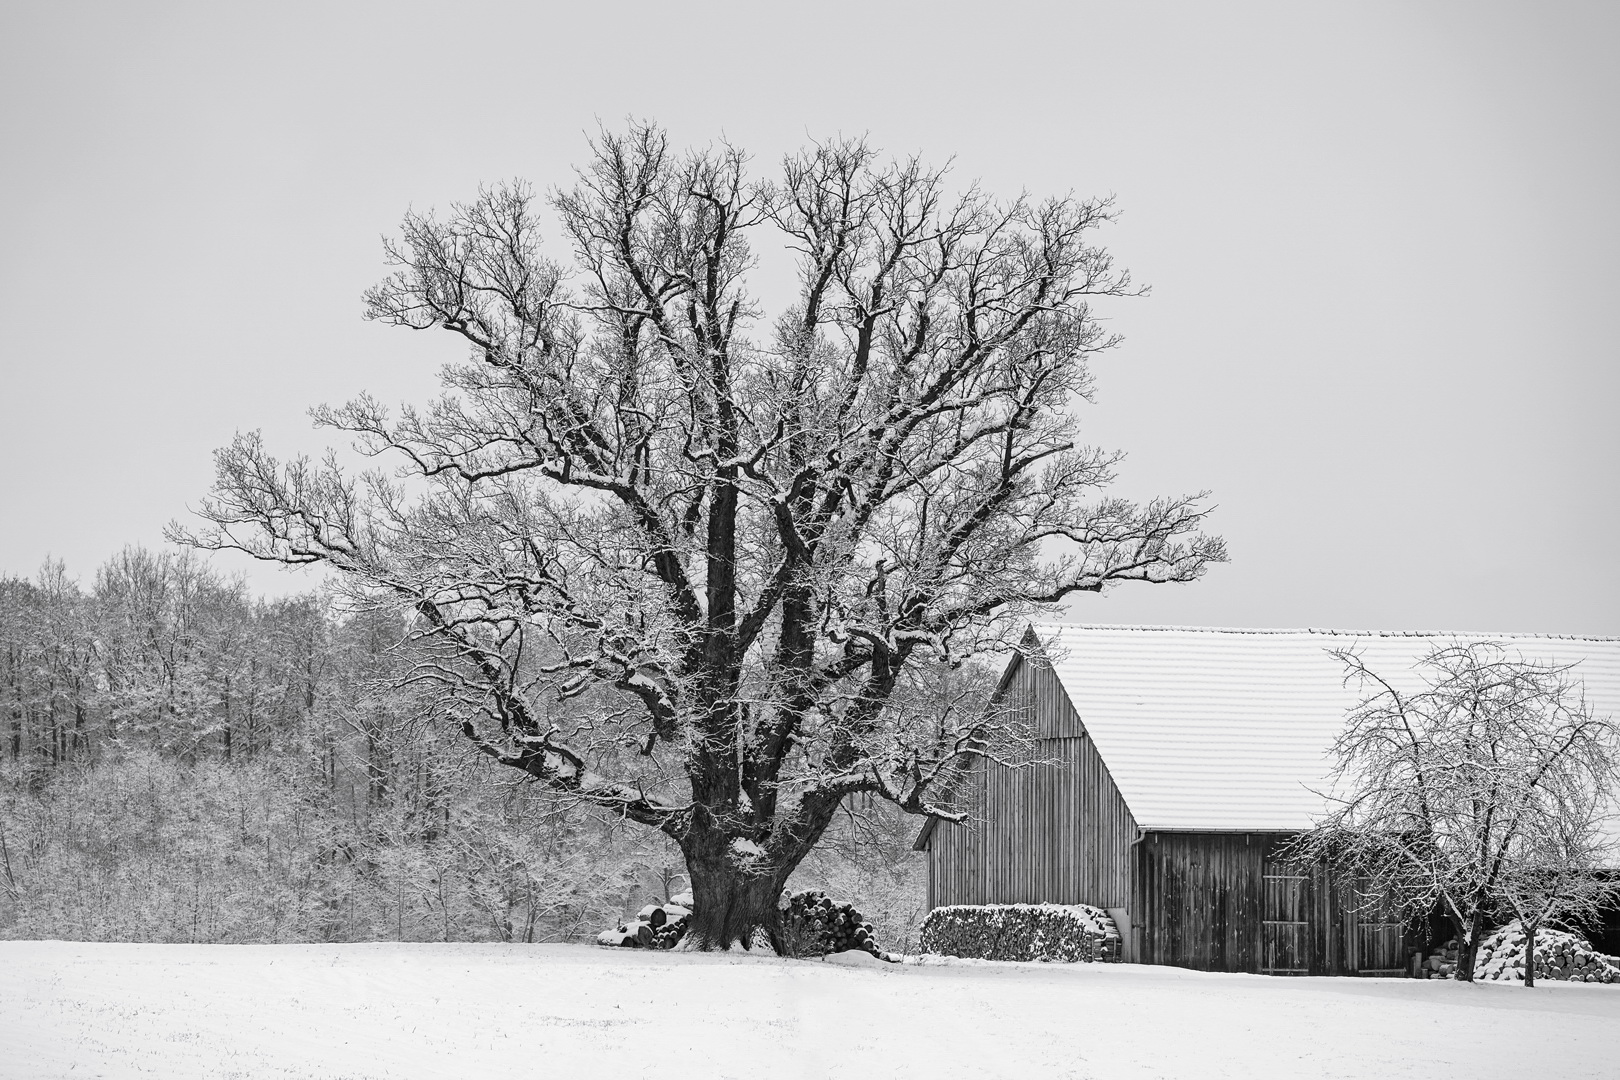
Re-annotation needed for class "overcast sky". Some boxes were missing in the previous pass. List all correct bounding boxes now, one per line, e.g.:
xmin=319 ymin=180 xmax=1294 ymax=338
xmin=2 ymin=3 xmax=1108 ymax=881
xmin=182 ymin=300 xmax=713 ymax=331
xmin=2 ymin=1 xmax=1616 ymax=635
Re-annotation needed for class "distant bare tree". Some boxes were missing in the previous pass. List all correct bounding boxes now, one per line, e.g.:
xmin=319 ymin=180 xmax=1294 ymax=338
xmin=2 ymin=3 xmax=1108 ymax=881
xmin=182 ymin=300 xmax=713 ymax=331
xmin=1497 ymin=780 xmax=1620 ymax=986
xmin=1300 ymin=643 xmax=1618 ymax=981
xmin=174 ymin=122 xmax=1225 ymax=950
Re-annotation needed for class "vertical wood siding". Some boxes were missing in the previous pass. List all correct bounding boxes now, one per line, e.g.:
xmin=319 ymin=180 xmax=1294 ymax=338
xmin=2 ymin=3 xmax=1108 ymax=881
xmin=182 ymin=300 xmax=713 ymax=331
xmin=925 ymin=654 xmax=1137 ymax=912
xmin=1134 ymin=832 xmax=1410 ymax=975
xmin=1134 ymin=831 xmax=1269 ymax=972
xmin=922 ymin=652 xmax=1414 ymax=975
xmin=927 ymin=756 xmax=986 ymax=908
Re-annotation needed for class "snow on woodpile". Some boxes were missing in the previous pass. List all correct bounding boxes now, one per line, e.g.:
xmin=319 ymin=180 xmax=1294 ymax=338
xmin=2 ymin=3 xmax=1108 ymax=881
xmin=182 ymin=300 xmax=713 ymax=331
xmin=1418 ymin=938 xmax=1463 ymax=978
xmin=782 ymin=889 xmax=896 ymax=961
xmin=596 ymin=899 xmax=691 ymax=949
xmin=594 ymin=889 xmax=898 ymax=960
xmin=1474 ymin=922 xmax=1620 ymax=983
xmin=920 ymin=903 xmax=1120 ymax=962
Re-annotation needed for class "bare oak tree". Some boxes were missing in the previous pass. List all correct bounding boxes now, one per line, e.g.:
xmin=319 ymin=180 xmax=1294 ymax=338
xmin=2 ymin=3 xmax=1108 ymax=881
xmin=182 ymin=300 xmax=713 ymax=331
xmin=173 ymin=123 xmax=1225 ymax=950
xmin=1301 ymin=643 xmax=1618 ymax=981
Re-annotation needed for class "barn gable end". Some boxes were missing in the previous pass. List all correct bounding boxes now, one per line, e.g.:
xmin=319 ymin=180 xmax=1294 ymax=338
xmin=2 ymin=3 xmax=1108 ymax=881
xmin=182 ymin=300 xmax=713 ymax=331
xmin=921 ymin=647 xmax=1138 ymax=923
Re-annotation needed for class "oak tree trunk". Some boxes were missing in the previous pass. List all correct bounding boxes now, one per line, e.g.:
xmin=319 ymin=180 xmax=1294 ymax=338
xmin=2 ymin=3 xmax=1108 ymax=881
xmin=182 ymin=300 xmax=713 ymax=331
xmin=676 ymin=809 xmax=837 ymax=953
xmin=682 ymin=848 xmax=792 ymax=953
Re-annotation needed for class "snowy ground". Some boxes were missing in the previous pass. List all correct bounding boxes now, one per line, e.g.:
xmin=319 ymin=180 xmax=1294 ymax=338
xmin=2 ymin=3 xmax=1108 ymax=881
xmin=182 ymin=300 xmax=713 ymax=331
xmin=2 ymin=942 xmax=1616 ymax=1080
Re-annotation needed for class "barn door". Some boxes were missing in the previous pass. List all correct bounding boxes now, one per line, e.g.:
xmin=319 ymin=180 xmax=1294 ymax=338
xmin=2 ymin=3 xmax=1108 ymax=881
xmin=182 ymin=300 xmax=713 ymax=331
xmin=1351 ymin=878 xmax=1406 ymax=976
xmin=1261 ymin=871 xmax=1310 ymax=975
xmin=1355 ymin=921 xmax=1404 ymax=974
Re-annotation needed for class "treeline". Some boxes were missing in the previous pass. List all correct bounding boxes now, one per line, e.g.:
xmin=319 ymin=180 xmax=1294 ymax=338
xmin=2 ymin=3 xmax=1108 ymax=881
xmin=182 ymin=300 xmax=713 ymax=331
xmin=0 ymin=549 xmax=925 ymax=947
xmin=0 ymin=549 xmax=693 ymax=944
xmin=5 ymin=550 xmax=329 ymax=767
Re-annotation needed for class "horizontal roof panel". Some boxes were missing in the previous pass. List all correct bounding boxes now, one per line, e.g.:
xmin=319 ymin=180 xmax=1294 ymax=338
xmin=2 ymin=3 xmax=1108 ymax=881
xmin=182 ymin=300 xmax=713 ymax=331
xmin=1033 ymin=624 xmax=1620 ymax=844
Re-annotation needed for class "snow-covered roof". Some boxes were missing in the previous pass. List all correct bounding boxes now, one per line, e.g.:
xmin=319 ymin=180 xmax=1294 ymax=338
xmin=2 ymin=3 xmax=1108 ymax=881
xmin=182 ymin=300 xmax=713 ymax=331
xmin=1030 ymin=624 xmax=1620 ymax=841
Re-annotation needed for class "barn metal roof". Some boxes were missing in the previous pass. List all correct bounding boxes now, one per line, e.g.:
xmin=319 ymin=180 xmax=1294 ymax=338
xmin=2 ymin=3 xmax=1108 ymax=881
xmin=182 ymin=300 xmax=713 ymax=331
xmin=1030 ymin=624 xmax=1620 ymax=844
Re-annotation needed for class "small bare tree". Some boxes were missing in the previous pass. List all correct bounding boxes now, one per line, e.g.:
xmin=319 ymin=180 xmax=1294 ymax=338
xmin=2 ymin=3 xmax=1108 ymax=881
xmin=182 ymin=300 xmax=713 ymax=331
xmin=1302 ymin=643 xmax=1618 ymax=982
xmin=173 ymin=122 xmax=1224 ymax=950
xmin=1497 ymin=783 xmax=1620 ymax=986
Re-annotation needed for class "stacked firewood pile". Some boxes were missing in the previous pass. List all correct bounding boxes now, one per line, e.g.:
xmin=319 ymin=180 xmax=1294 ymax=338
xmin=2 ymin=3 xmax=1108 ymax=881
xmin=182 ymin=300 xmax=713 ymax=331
xmin=1418 ymin=938 xmax=1461 ymax=978
xmin=595 ymin=892 xmax=693 ymax=950
xmin=1474 ymin=922 xmax=1620 ymax=983
xmin=594 ymin=889 xmax=895 ymax=960
xmin=780 ymin=889 xmax=895 ymax=961
xmin=919 ymin=903 xmax=1120 ymax=963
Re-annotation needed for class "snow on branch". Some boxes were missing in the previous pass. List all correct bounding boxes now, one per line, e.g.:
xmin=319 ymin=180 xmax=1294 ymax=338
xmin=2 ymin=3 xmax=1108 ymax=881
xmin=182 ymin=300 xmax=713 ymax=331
xmin=173 ymin=123 xmax=1225 ymax=949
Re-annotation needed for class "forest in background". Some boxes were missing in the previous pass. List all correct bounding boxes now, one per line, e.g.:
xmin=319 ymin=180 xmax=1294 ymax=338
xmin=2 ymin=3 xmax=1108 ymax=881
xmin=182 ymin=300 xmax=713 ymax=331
xmin=0 ymin=550 xmax=927 ymax=950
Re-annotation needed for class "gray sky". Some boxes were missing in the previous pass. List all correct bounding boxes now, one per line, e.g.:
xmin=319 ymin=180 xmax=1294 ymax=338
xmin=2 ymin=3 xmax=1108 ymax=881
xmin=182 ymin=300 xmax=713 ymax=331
xmin=2 ymin=0 xmax=1616 ymax=634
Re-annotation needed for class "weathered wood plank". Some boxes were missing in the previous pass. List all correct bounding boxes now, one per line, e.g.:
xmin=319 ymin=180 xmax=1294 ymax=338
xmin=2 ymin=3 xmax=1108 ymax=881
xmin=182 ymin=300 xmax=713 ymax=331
xmin=924 ymin=651 xmax=1137 ymax=914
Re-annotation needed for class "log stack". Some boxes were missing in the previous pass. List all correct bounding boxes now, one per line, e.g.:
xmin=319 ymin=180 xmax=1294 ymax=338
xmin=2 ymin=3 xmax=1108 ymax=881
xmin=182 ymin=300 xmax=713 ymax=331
xmin=780 ymin=889 xmax=894 ymax=961
xmin=1474 ymin=922 xmax=1620 ymax=983
xmin=918 ymin=903 xmax=1121 ymax=963
xmin=1418 ymin=938 xmax=1461 ymax=979
xmin=594 ymin=898 xmax=692 ymax=950
xmin=594 ymin=888 xmax=895 ymax=959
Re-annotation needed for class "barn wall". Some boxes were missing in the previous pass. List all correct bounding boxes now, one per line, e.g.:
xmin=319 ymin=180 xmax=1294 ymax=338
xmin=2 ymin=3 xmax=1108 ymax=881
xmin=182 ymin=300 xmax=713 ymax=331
xmin=1133 ymin=831 xmax=1270 ymax=972
xmin=923 ymin=651 xmax=1414 ymax=975
xmin=1586 ymin=874 xmax=1620 ymax=956
xmin=1133 ymin=832 xmax=1409 ymax=975
xmin=925 ymin=653 xmax=1138 ymax=912
xmin=926 ymin=756 xmax=985 ymax=909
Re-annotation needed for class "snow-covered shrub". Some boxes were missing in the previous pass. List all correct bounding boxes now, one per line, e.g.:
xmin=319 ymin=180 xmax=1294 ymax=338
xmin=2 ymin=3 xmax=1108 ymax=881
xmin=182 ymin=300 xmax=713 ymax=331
xmin=919 ymin=903 xmax=1120 ymax=962
xmin=1474 ymin=921 xmax=1620 ymax=983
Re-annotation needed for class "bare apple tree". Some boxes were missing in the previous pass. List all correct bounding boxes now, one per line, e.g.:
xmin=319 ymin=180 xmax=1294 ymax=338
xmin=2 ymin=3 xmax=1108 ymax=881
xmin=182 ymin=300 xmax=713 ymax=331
xmin=173 ymin=123 xmax=1225 ymax=950
xmin=1300 ymin=643 xmax=1618 ymax=981
xmin=1496 ymin=777 xmax=1620 ymax=986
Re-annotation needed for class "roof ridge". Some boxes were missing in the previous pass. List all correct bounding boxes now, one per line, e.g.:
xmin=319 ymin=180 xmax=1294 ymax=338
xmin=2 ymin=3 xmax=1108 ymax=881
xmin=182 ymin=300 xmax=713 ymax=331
xmin=1031 ymin=622 xmax=1620 ymax=643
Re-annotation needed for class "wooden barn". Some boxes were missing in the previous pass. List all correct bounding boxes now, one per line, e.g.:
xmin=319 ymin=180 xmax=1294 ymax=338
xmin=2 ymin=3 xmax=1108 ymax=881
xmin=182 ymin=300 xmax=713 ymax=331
xmin=913 ymin=625 xmax=1620 ymax=975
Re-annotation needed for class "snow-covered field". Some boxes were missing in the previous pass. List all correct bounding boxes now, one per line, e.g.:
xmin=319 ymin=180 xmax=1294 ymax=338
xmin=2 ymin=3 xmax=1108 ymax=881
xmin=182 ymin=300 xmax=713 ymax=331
xmin=2 ymin=942 xmax=1616 ymax=1080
